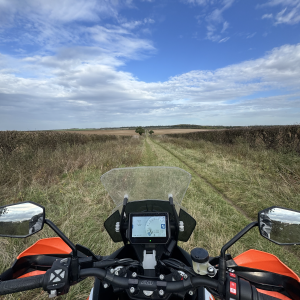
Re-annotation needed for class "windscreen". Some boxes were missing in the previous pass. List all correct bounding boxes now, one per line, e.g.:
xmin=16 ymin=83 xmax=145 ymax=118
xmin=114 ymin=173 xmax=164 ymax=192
xmin=101 ymin=167 xmax=191 ymax=208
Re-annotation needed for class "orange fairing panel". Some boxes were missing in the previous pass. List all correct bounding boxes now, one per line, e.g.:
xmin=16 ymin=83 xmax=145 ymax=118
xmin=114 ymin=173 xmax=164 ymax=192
xmin=18 ymin=270 xmax=46 ymax=279
xmin=234 ymin=249 xmax=300 ymax=282
xmin=17 ymin=237 xmax=72 ymax=259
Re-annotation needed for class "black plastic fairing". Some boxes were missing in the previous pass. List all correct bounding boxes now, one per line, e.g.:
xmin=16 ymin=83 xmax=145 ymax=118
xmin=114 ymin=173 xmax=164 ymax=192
xmin=104 ymin=200 xmax=196 ymax=243
xmin=104 ymin=210 xmax=123 ymax=242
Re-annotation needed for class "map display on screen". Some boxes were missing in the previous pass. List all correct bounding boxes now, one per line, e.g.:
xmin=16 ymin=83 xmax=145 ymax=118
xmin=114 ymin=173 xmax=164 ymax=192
xmin=132 ymin=216 xmax=166 ymax=238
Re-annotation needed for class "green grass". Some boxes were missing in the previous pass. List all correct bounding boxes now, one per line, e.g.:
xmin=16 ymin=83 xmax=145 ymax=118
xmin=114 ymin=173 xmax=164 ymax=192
xmin=151 ymin=136 xmax=300 ymax=267
xmin=0 ymin=137 xmax=143 ymax=300
xmin=1 ymin=135 xmax=300 ymax=300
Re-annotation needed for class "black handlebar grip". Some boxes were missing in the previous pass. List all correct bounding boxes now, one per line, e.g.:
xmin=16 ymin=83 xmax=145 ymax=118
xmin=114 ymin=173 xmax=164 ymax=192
xmin=257 ymin=293 xmax=282 ymax=300
xmin=0 ymin=275 xmax=44 ymax=295
xmin=254 ymin=288 xmax=283 ymax=300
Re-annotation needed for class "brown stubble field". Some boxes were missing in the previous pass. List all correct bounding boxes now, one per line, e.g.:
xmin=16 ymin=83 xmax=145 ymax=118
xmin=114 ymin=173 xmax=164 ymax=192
xmin=65 ymin=129 xmax=214 ymax=136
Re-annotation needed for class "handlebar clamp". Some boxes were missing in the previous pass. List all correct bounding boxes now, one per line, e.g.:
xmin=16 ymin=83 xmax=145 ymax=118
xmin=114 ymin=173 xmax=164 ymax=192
xmin=128 ymin=278 xmax=139 ymax=295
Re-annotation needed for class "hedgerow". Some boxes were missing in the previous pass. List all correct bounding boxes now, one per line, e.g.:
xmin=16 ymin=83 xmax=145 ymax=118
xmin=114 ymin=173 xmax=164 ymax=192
xmin=0 ymin=131 xmax=121 ymax=155
xmin=166 ymin=126 xmax=300 ymax=153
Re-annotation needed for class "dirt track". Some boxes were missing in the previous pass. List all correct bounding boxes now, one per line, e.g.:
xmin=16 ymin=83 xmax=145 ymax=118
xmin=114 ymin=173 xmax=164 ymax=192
xmin=65 ymin=129 xmax=214 ymax=136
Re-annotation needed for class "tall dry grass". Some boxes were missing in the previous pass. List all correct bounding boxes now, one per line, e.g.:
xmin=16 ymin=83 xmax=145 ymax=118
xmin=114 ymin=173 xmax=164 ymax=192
xmin=0 ymin=135 xmax=139 ymax=203
xmin=0 ymin=135 xmax=143 ymax=300
xmin=154 ymin=136 xmax=300 ymax=259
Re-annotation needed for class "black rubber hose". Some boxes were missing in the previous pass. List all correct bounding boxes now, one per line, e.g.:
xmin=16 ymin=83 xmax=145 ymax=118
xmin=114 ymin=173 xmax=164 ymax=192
xmin=80 ymin=269 xmax=129 ymax=288
xmin=0 ymin=275 xmax=44 ymax=295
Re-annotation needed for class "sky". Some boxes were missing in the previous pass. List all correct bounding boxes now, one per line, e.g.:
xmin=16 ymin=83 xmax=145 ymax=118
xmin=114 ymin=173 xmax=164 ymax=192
xmin=0 ymin=0 xmax=300 ymax=130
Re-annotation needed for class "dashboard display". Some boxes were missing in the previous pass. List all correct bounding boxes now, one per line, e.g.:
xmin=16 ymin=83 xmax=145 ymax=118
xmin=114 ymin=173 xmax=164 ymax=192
xmin=132 ymin=216 xmax=166 ymax=238
xmin=129 ymin=213 xmax=169 ymax=244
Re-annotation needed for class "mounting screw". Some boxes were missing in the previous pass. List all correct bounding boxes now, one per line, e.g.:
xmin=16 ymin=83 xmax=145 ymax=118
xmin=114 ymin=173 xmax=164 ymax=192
xmin=159 ymin=274 xmax=164 ymax=280
xmin=103 ymin=283 xmax=109 ymax=289
xmin=130 ymin=287 xmax=135 ymax=294
xmin=207 ymin=266 xmax=215 ymax=276
xmin=159 ymin=289 xmax=164 ymax=296
xmin=183 ymin=274 xmax=188 ymax=280
xmin=188 ymin=290 xmax=194 ymax=296
xmin=110 ymin=268 xmax=114 ymax=274
xmin=132 ymin=272 xmax=137 ymax=278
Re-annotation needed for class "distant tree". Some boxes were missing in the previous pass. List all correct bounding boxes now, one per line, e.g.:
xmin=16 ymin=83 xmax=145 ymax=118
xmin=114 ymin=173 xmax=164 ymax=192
xmin=149 ymin=130 xmax=154 ymax=135
xmin=135 ymin=127 xmax=145 ymax=136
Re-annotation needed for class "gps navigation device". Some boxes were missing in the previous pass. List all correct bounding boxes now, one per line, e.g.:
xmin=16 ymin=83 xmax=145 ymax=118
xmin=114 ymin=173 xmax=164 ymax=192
xmin=128 ymin=212 xmax=170 ymax=244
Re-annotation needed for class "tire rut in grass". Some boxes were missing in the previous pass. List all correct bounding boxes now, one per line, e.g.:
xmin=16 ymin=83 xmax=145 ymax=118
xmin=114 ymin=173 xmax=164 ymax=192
xmin=142 ymin=138 xmax=158 ymax=166
xmin=151 ymin=138 xmax=252 ymax=221
xmin=148 ymin=138 xmax=300 ymax=268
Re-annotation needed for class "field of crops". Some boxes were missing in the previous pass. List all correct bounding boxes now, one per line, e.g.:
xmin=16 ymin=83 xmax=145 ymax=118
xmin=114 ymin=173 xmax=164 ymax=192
xmin=0 ymin=129 xmax=300 ymax=300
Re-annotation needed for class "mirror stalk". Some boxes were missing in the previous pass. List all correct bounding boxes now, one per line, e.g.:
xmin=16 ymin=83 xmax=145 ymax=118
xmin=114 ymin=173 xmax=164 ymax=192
xmin=220 ymin=221 xmax=258 ymax=258
xmin=45 ymin=219 xmax=77 ymax=257
xmin=218 ymin=221 xmax=258 ymax=299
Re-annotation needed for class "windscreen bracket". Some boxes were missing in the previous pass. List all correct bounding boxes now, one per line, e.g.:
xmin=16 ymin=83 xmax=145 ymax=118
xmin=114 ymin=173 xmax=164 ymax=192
xmin=120 ymin=195 xmax=128 ymax=245
xmin=168 ymin=194 xmax=179 ymax=239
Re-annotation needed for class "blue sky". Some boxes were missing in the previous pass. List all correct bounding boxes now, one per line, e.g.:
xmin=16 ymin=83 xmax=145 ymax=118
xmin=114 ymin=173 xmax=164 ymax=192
xmin=0 ymin=0 xmax=300 ymax=130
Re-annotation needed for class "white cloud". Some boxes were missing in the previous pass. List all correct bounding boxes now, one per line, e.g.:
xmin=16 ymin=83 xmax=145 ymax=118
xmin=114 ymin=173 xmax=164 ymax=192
xmin=221 ymin=21 xmax=229 ymax=33
xmin=0 ymin=0 xmax=155 ymax=63
xmin=219 ymin=37 xmax=230 ymax=42
xmin=0 ymin=0 xmax=132 ymax=26
xmin=275 ymin=5 xmax=300 ymax=24
xmin=181 ymin=0 xmax=235 ymax=42
xmin=121 ymin=18 xmax=155 ymax=30
xmin=205 ymin=1 xmax=235 ymax=42
xmin=262 ymin=13 xmax=273 ymax=19
xmin=246 ymin=32 xmax=256 ymax=39
xmin=260 ymin=0 xmax=300 ymax=24
xmin=180 ymin=0 xmax=210 ymax=5
xmin=1 ymin=43 xmax=300 ymax=129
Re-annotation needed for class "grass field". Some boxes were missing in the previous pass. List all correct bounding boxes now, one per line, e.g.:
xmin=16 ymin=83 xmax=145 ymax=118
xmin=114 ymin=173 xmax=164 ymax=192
xmin=0 ymin=134 xmax=300 ymax=299
xmin=65 ymin=129 xmax=214 ymax=136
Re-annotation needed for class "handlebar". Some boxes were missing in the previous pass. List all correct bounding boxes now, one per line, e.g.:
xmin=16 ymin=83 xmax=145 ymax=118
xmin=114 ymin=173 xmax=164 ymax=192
xmin=0 ymin=269 xmax=287 ymax=300
xmin=79 ymin=268 xmax=220 ymax=292
xmin=0 ymin=275 xmax=44 ymax=295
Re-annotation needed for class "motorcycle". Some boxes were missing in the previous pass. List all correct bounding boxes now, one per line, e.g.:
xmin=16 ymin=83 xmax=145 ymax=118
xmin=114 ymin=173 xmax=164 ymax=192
xmin=0 ymin=166 xmax=300 ymax=300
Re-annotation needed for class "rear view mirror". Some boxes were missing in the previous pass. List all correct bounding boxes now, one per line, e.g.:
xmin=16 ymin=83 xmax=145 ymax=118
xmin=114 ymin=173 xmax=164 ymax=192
xmin=258 ymin=206 xmax=300 ymax=245
xmin=0 ymin=202 xmax=45 ymax=238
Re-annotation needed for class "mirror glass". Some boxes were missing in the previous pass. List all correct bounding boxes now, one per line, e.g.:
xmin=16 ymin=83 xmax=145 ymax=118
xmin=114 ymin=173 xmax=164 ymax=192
xmin=259 ymin=207 xmax=300 ymax=245
xmin=0 ymin=202 xmax=44 ymax=237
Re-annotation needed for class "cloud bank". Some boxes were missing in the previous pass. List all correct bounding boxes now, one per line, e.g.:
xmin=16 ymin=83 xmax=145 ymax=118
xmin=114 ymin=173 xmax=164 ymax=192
xmin=1 ymin=43 xmax=300 ymax=129
xmin=0 ymin=0 xmax=300 ymax=129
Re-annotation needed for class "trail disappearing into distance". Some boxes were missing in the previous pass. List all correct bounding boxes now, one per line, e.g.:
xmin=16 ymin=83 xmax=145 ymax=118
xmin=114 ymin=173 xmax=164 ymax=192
xmin=149 ymin=137 xmax=252 ymax=221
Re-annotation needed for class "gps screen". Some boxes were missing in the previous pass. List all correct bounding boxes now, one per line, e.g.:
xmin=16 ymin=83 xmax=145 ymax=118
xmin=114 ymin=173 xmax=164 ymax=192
xmin=132 ymin=216 xmax=166 ymax=238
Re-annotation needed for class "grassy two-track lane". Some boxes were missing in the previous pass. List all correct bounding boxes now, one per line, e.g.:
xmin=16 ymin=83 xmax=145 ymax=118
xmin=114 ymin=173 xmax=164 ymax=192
xmin=145 ymin=136 xmax=300 ymax=275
